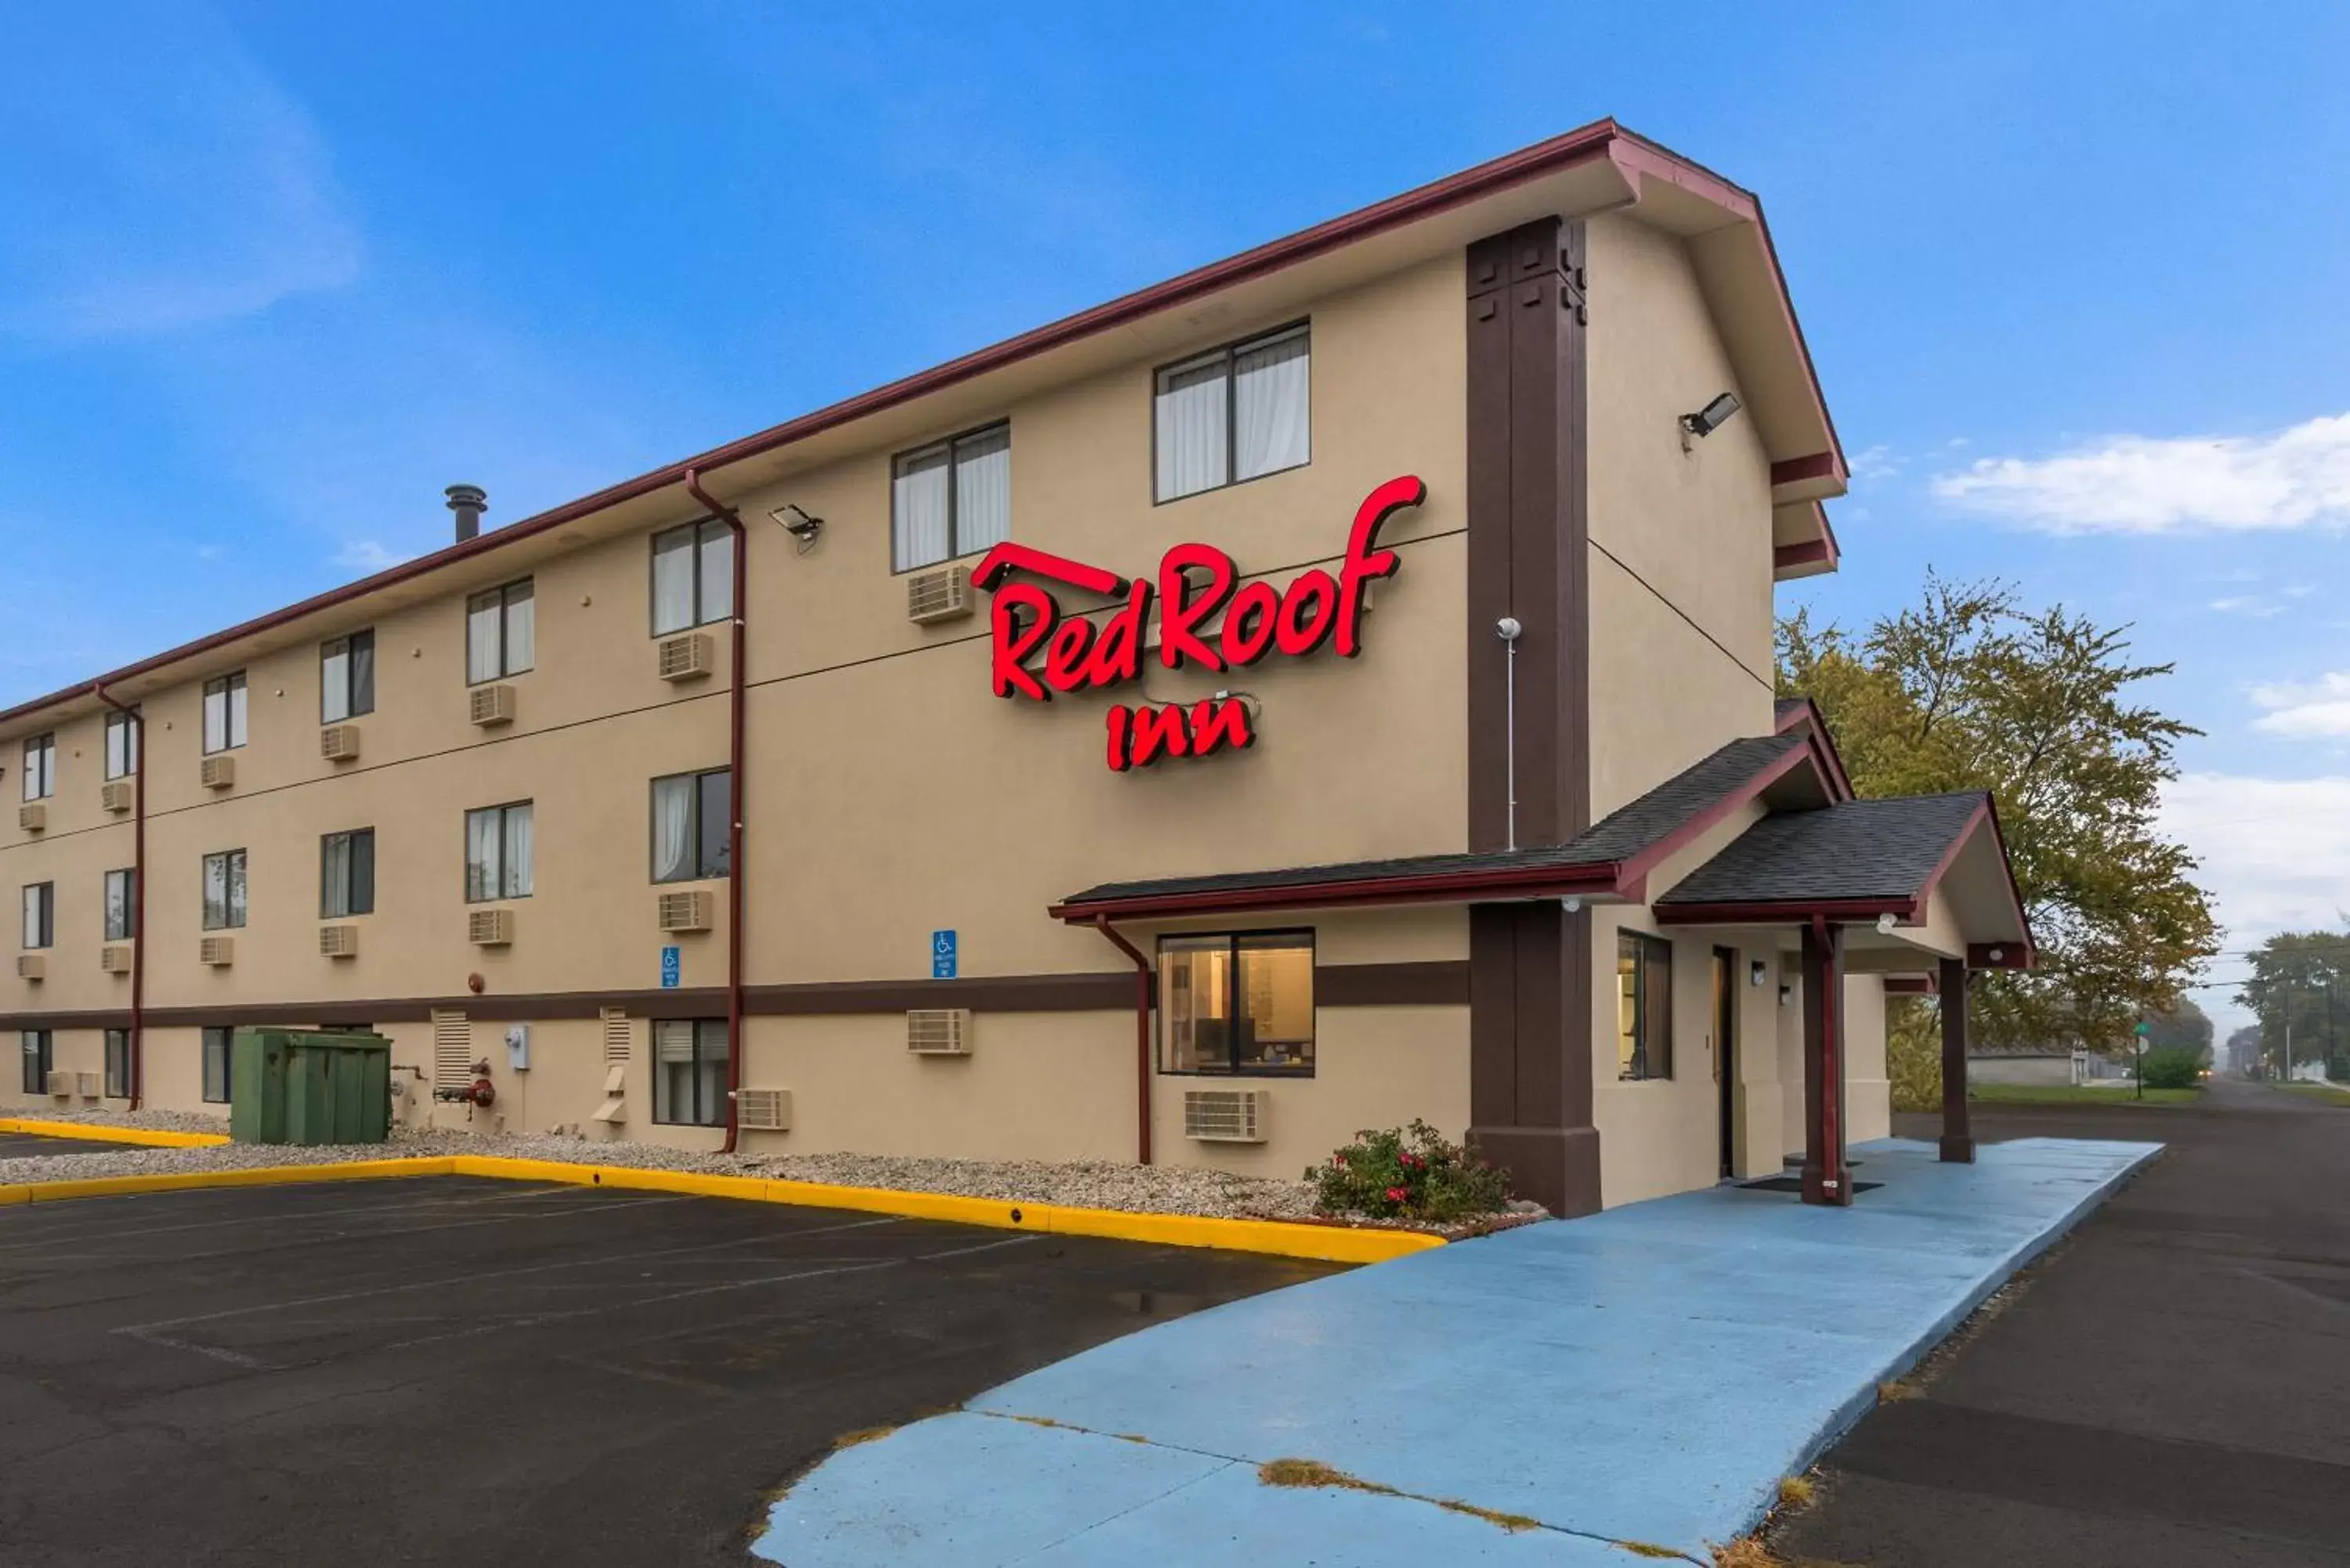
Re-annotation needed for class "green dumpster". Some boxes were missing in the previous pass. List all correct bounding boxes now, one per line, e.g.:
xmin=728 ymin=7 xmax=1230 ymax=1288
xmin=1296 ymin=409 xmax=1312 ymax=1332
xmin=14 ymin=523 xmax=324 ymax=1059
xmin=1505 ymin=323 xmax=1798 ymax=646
xmin=228 ymin=1028 xmax=392 ymax=1146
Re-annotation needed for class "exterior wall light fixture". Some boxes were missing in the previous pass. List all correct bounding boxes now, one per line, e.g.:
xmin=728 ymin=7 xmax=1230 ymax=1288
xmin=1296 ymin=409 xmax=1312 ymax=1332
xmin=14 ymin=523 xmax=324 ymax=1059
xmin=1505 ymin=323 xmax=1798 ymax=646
xmin=1678 ymin=392 xmax=1742 ymax=452
xmin=768 ymin=504 xmax=825 ymax=553
xmin=1749 ymin=959 xmax=1768 ymax=988
xmin=1875 ymin=911 xmax=1899 ymax=934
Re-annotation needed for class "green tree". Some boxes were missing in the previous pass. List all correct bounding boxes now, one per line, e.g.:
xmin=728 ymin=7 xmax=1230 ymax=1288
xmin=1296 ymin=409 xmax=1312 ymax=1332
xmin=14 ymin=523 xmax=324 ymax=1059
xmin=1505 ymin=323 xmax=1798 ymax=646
xmin=2138 ymin=995 xmax=2213 ymax=1060
xmin=1780 ymin=574 xmax=2217 ymax=1064
xmin=2236 ymin=930 xmax=2350 ymax=1078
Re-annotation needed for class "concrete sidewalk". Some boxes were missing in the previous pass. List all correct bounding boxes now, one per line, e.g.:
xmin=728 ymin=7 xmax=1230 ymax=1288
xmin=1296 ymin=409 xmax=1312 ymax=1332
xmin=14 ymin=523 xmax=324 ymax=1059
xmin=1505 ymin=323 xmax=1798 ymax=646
xmin=754 ymin=1136 xmax=2160 ymax=1566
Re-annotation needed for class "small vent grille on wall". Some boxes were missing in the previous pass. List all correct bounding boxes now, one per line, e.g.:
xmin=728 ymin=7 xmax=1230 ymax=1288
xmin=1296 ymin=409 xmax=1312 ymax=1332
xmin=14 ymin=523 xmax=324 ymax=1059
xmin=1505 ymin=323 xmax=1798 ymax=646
xmin=197 ymin=936 xmax=234 ymax=967
xmin=468 ymin=684 xmax=516 ymax=727
xmin=906 ymin=1008 xmax=972 ymax=1055
xmin=320 ymin=724 xmax=362 ymax=762
xmin=736 ymin=1087 xmax=791 ymax=1132
xmin=906 ymin=565 xmax=974 ymax=624
xmin=432 ymin=1010 xmax=472 ymax=1092
xmin=199 ymin=755 xmax=236 ymax=789
xmin=656 ymin=633 xmax=714 ymax=681
xmin=99 ymin=781 xmax=134 ymax=814
xmin=99 ymin=944 xmax=132 ymax=974
xmin=319 ymin=923 xmax=360 ymax=959
xmin=16 ymin=954 xmax=44 ymax=981
xmin=600 ymin=1006 xmax=633 ymax=1062
xmin=1183 ymin=1088 xmax=1269 ymax=1143
xmin=656 ymin=889 xmax=713 ymax=933
xmin=18 ymin=803 xmax=45 ymax=833
xmin=468 ymin=907 xmax=514 ymax=946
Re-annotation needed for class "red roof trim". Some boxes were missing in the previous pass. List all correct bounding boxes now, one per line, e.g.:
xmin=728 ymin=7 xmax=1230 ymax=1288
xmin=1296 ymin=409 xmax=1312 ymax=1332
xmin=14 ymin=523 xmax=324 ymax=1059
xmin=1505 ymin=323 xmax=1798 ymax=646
xmin=1609 ymin=740 xmax=1820 ymax=893
xmin=1655 ymin=896 xmax=1918 ymax=927
xmin=1772 ymin=696 xmax=1854 ymax=803
xmin=1769 ymin=451 xmax=1842 ymax=488
xmin=1047 ymin=861 xmax=1619 ymax=923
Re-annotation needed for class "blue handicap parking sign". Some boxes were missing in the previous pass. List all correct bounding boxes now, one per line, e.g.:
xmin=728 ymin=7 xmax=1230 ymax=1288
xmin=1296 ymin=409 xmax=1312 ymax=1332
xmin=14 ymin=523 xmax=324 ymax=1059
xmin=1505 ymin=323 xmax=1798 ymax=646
xmin=660 ymin=945 xmax=682 ymax=988
xmin=931 ymin=930 xmax=957 ymax=979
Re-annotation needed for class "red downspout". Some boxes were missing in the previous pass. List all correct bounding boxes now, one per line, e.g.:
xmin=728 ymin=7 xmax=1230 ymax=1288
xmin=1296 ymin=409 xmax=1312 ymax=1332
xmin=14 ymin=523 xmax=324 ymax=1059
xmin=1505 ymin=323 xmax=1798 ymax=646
xmin=1091 ymin=916 xmax=1153 ymax=1165
xmin=91 ymin=684 xmax=144 ymax=1108
xmin=682 ymin=470 xmax=749 ymax=1153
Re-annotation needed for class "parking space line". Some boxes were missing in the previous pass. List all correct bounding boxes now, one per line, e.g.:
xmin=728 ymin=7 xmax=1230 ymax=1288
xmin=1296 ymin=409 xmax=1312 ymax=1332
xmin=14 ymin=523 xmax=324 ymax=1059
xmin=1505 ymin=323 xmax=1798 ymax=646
xmin=916 ymin=1234 xmax=1049 ymax=1262
xmin=0 ymin=1180 xmax=590 ymax=1252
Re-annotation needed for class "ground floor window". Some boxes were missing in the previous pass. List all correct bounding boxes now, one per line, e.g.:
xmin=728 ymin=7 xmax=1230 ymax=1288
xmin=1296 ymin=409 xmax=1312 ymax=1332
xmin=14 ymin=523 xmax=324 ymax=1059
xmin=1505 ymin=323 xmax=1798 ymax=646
xmin=1159 ymin=930 xmax=1316 ymax=1074
xmin=105 ymin=1029 xmax=131 ymax=1099
xmin=20 ymin=1029 xmax=50 ymax=1094
xmin=201 ymin=1027 xmax=234 ymax=1104
xmin=653 ymin=1020 xmax=728 ymax=1126
xmin=1617 ymin=931 xmax=1673 ymax=1081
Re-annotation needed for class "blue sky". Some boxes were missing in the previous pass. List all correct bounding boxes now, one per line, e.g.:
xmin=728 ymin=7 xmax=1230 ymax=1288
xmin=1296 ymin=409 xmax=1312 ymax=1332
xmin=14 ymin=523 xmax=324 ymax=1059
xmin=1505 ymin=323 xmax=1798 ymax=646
xmin=5 ymin=2 xmax=2347 ymax=1025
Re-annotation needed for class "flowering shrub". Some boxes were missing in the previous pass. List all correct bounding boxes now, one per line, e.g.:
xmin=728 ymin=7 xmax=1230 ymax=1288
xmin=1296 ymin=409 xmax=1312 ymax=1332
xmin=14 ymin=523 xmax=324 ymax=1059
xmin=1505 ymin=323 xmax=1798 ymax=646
xmin=1306 ymin=1119 xmax=1511 ymax=1223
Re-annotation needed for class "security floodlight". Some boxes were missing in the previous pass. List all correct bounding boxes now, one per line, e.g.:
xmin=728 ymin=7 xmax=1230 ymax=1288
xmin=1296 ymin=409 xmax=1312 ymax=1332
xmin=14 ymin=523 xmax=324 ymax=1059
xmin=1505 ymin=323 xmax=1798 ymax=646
xmin=1875 ymin=912 xmax=1899 ymax=935
xmin=1678 ymin=392 xmax=1742 ymax=450
xmin=1495 ymin=616 xmax=1523 ymax=641
xmin=769 ymin=504 xmax=825 ymax=550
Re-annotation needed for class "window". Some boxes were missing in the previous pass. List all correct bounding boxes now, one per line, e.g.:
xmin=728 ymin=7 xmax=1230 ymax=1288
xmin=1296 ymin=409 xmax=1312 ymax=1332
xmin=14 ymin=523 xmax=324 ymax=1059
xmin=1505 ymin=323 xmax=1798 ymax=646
xmin=103 ymin=869 xmax=136 ymax=941
xmin=20 ymin=883 xmax=53 ymax=949
xmin=465 ymin=803 xmax=533 ymax=901
xmin=1154 ymin=323 xmax=1311 ymax=502
xmin=21 ymin=733 xmax=54 ymax=801
xmin=465 ymin=580 xmax=535 ymax=684
xmin=202 ymin=673 xmax=248 ymax=753
xmin=321 ymin=630 xmax=375 ymax=722
xmin=202 ymin=850 xmax=248 ymax=931
xmin=651 ymin=769 xmax=731 ymax=883
xmin=651 ymin=520 xmax=735 ymax=635
xmin=104 ymin=710 xmax=139 ymax=779
xmin=1617 ymin=931 xmax=1674 ymax=1081
xmin=320 ymin=829 xmax=375 ymax=918
xmin=653 ymin=1019 xmax=730 ymax=1125
xmin=201 ymin=1027 xmax=233 ymax=1103
xmin=891 ymin=422 xmax=1010 ymax=573
xmin=1159 ymin=931 xmax=1315 ymax=1075
xmin=104 ymin=1029 xmax=130 ymax=1099
xmin=20 ymin=1030 xmax=50 ymax=1095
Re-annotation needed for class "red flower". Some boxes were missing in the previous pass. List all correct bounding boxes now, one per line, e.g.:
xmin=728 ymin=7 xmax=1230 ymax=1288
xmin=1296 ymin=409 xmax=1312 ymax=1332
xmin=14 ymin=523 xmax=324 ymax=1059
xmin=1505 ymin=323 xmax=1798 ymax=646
xmin=1384 ymin=1186 xmax=1409 ymax=1203
xmin=1333 ymin=1152 xmax=1347 ymax=1165
xmin=1398 ymin=1153 xmax=1422 ymax=1169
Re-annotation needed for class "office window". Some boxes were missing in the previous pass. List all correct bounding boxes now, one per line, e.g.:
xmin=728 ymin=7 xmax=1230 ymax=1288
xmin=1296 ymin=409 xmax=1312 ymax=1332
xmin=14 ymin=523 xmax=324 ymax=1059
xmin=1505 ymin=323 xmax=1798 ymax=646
xmin=104 ymin=710 xmax=139 ymax=779
xmin=20 ymin=1030 xmax=50 ymax=1095
xmin=652 ymin=1019 xmax=730 ymax=1126
xmin=1617 ymin=932 xmax=1674 ymax=1081
xmin=201 ymin=672 xmax=248 ymax=754
xmin=651 ymin=769 xmax=731 ymax=883
xmin=321 ymin=630 xmax=376 ymax=722
xmin=201 ymin=1027 xmax=233 ymax=1104
xmin=465 ymin=803 xmax=533 ymax=901
xmin=202 ymin=850 xmax=248 ymax=931
xmin=651 ymin=520 xmax=735 ymax=635
xmin=103 ymin=869 xmax=136 ymax=941
xmin=104 ymin=1029 xmax=130 ymax=1099
xmin=891 ymin=422 xmax=1010 ymax=573
xmin=20 ymin=883 xmax=53 ymax=949
xmin=1159 ymin=931 xmax=1316 ymax=1075
xmin=465 ymin=580 xmax=535 ymax=684
xmin=21 ymin=733 xmax=54 ymax=801
xmin=1154 ymin=323 xmax=1311 ymax=502
xmin=320 ymin=829 xmax=376 ymax=918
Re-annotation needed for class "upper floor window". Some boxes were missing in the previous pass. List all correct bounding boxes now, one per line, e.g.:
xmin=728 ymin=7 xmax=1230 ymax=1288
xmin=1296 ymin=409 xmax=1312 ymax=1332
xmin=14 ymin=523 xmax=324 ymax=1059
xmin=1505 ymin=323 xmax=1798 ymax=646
xmin=103 ymin=710 xmax=139 ymax=779
xmin=21 ymin=883 xmax=53 ymax=949
xmin=202 ymin=673 xmax=248 ymax=754
xmin=1159 ymin=930 xmax=1315 ymax=1075
xmin=465 ymin=802 xmax=533 ymax=901
xmin=1154 ymin=323 xmax=1310 ymax=503
xmin=466 ymin=580 xmax=535 ymax=685
xmin=202 ymin=850 xmax=248 ymax=931
xmin=1617 ymin=931 xmax=1673 ymax=1082
xmin=651 ymin=768 xmax=730 ymax=883
xmin=103 ymin=869 xmax=136 ymax=941
xmin=652 ymin=521 xmax=735 ymax=635
xmin=21 ymin=733 xmax=54 ymax=801
xmin=891 ymin=423 xmax=1010 ymax=573
xmin=321 ymin=630 xmax=375 ymax=722
xmin=320 ymin=829 xmax=375 ymax=919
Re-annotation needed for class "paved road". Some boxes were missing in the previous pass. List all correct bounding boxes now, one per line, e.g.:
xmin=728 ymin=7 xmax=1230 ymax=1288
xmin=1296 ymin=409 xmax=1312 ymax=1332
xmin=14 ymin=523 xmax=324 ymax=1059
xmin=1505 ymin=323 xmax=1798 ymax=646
xmin=0 ymin=1130 xmax=146 ymax=1158
xmin=1775 ymin=1078 xmax=2350 ymax=1566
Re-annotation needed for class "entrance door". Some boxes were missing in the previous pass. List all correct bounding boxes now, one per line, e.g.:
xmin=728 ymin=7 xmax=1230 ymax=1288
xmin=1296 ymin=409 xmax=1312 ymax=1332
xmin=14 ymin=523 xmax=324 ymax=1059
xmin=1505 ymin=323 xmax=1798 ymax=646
xmin=1712 ymin=948 xmax=1738 ymax=1179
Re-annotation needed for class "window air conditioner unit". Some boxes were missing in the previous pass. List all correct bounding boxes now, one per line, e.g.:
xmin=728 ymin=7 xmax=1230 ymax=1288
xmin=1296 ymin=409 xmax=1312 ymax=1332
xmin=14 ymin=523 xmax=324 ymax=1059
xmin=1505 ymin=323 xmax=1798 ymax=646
xmin=656 ymin=889 xmax=713 ymax=933
xmin=656 ymin=632 xmax=714 ymax=681
xmin=200 ymin=755 xmax=236 ymax=789
xmin=16 ymin=954 xmax=44 ymax=981
xmin=736 ymin=1086 xmax=791 ymax=1132
xmin=468 ymin=907 xmax=514 ymax=946
xmin=198 ymin=935 xmax=235 ymax=966
xmin=906 ymin=565 xmax=974 ymax=625
xmin=1184 ymin=1087 xmax=1269 ymax=1143
xmin=468 ymin=684 xmax=516 ymax=727
xmin=906 ymin=1008 xmax=972 ymax=1056
xmin=320 ymin=923 xmax=360 ymax=959
xmin=100 ymin=944 xmax=132 ymax=974
xmin=320 ymin=724 xmax=361 ymax=762
xmin=46 ymin=1069 xmax=73 ymax=1098
xmin=76 ymin=1070 xmax=101 ymax=1099
xmin=18 ymin=803 xmax=45 ymax=833
xmin=100 ymin=780 xmax=134 ymax=814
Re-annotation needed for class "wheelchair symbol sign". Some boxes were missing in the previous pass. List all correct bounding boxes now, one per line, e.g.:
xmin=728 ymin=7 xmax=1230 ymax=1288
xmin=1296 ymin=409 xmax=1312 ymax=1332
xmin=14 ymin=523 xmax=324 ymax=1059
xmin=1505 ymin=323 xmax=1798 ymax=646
xmin=931 ymin=930 xmax=957 ymax=979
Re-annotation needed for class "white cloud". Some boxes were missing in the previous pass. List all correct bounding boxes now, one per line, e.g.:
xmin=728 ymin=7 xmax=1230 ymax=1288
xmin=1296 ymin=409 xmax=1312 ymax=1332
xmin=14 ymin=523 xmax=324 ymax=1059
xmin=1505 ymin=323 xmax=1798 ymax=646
xmin=2251 ymin=673 xmax=2350 ymax=738
xmin=1932 ymin=411 xmax=2350 ymax=534
xmin=334 ymin=540 xmax=407 ymax=574
xmin=2160 ymin=773 xmax=2350 ymax=1031
xmin=1849 ymin=443 xmax=1902 ymax=482
xmin=2210 ymin=595 xmax=2284 ymax=617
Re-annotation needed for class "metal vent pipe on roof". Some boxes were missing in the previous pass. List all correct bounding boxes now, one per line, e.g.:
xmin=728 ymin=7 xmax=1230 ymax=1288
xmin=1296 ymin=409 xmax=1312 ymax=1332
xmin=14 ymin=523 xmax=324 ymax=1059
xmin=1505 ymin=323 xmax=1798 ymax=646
xmin=445 ymin=484 xmax=487 ymax=542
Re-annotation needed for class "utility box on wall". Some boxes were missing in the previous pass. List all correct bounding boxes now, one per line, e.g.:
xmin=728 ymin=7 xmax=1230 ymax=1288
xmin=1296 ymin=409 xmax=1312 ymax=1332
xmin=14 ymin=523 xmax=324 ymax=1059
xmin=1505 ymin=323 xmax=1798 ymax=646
xmin=229 ymin=1028 xmax=392 ymax=1146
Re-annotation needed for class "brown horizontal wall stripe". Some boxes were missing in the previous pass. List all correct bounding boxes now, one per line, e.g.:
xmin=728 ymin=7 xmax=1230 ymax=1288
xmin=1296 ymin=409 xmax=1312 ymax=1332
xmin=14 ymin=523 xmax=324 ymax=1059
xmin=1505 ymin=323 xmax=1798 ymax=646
xmin=1317 ymin=960 xmax=1470 ymax=1006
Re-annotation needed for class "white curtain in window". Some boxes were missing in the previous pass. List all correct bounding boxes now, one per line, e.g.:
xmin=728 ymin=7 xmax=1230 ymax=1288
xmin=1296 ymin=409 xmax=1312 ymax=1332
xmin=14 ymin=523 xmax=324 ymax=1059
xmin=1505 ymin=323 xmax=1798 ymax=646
xmin=203 ymin=855 xmax=226 ymax=930
xmin=893 ymin=445 xmax=952 ymax=571
xmin=504 ymin=804 xmax=533 ymax=898
xmin=696 ymin=1021 xmax=730 ymax=1127
xmin=226 ymin=679 xmax=247 ymax=749
xmin=1232 ymin=329 xmax=1310 ymax=482
xmin=652 ymin=776 xmax=692 ymax=882
xmin=652 ymin=530 xmax=696 ymax=634
xmin=465 ymin=810 xmax=501 ymax=901
xmin=322 ymin=643 xmax=350 ymax=723
xmin=504 ymin=583 xmax=535 ymax=674
xmin=653 ymin=1019 xmax=695 ymax=1125
xmin=203 ymin=689 xmax=226 ymax=753
xmin=323 ymin=838 xmax=350 ymax=919
xmin=698 ymin=521 xmax=733 ymax=624
xmin=953 ymin=427 xmax=1011 ymax=555
xmin=22 ymin=885 xmax=40 ymax=948
xmin=467 ymin=594 xmax=501 ymax=683
xmin=227 ymin=852 xmax=247 ymax=927
xmin=1155 ymin=356 xmax=1227 ymax=500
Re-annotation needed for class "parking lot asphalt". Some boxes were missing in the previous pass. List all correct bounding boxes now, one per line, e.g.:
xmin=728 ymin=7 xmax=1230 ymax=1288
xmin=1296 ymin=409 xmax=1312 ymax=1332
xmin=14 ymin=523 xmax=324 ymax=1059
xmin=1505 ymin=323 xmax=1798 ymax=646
xmin=0 ymin=1176 xmax=1338 ymax=1566
xmin=1773 ymin=1079 xmax=2350 ymax=1567
xmin=0 ymin=1131 xmax=147 ymax=1158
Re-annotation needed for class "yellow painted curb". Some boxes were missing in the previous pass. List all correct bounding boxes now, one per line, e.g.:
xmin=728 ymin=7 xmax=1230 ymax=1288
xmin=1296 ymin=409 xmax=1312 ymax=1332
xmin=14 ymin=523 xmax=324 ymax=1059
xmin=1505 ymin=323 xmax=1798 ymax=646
xmin=9 ymin=1158 xmax=450 ymax=1204
xmin=0 ymin=1117 xmax=232 ymax=1148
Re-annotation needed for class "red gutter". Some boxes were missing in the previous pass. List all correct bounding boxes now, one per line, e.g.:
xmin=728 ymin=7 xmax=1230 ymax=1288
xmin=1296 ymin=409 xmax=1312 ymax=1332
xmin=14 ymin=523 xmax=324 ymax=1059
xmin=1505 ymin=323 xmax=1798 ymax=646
xmin=682 ymin=470 xmax=749 ymax=1153
xmin=1089 ymin=916 xmax=1154 ymax=1165
xmin=1050 ymin=860 xmax=1621 ymax=924
xmin=90 ymin=684 xmax=144 ymax=1108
